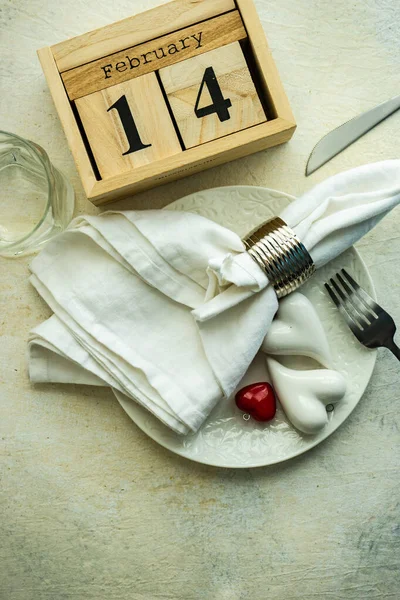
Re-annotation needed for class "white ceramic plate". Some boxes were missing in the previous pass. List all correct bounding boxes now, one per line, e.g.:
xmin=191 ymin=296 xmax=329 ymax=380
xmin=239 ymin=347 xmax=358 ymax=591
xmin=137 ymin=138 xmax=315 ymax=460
xmin=117 ymin=186 xmax=377 ymax=468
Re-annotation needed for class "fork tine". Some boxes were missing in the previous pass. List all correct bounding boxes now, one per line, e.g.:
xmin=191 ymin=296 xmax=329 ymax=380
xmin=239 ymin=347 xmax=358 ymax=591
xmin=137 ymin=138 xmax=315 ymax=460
xmin=324 ymin=282 xmax=340 ymax=308
xmin=341 ymin=269 xmax=382 ymax=315
xmin=336 ymin=272 xmax=374 ymax=325
xmin=329 ymin=277 xmax=366 ymax=331
xmin=325 ymin=280 xmax=364 ymax=336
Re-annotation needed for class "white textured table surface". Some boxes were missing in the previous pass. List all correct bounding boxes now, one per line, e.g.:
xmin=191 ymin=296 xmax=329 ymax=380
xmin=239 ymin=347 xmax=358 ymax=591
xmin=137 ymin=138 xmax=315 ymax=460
xmin=1 ymin=1 xmax=400 ymax=598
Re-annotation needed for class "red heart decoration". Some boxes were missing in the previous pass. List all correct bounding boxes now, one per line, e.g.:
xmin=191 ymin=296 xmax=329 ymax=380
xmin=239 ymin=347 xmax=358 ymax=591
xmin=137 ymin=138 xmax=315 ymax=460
xmin=235 ymin=382 xmax=277 ymax=422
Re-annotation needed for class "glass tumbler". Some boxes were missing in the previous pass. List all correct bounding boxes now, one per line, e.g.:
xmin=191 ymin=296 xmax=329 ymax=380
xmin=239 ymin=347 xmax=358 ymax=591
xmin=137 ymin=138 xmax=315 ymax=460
xmin=0 ymin=131 xmax=74 ymax=257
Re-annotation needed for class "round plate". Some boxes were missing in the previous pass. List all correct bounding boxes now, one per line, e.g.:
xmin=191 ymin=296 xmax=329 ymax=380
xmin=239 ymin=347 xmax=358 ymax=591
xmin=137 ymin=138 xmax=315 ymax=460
xmin=117 ymin=186 xmax=377 ymax=468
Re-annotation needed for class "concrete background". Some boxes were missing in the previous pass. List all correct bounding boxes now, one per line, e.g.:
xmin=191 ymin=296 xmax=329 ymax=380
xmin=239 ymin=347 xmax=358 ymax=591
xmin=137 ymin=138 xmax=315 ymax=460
xmin=1 ymin=0 xmax=399 ymax=598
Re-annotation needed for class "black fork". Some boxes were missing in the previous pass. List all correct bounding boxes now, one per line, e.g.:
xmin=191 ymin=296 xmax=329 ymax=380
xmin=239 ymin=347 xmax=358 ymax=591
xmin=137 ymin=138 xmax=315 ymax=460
xmin=325 ymin=269 xmax=400 ymax=361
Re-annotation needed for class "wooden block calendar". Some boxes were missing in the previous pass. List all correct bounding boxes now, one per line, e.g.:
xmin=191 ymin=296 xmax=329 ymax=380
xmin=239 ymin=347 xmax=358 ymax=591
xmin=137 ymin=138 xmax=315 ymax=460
xmin=38 ymin=0 xmax=296 ymax=206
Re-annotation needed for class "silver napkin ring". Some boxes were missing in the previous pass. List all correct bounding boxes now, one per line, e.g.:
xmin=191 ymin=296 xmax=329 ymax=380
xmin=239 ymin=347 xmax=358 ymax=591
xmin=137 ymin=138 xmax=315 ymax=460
xmin=243 ymin=217 xmax=315 ymax=298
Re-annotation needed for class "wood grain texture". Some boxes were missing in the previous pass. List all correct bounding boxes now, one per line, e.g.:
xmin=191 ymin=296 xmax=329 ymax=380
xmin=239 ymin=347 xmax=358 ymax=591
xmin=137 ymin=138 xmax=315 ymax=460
xmin=38 ymin=0 xmax=296 ymax=203
xmin=36 ymin=47 xmax=97 ymax=196
xmin=51 ymin=0 xmax=236 ymax=72
xmin=159 ymin=42 xmax=267 ymax=149
xmin=62 ymin=11 xmax=246 ymax=101
xmin=88 ymin=118 xmax=294 ymax=204
xmin=236 ymin=0 xmax=296 ymax=124
xmin=75 ymin=74 xmax=182 ymax=179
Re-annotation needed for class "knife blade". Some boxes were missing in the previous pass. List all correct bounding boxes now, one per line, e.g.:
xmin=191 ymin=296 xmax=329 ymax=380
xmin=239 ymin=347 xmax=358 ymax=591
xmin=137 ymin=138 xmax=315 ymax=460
xmin=306 ymin=94 xmax=400 ymax=176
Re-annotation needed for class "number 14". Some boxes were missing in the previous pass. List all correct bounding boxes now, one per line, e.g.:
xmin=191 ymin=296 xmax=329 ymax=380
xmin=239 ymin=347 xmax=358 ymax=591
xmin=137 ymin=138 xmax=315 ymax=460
xmin=107 ymin=67 xmax=232 ymax=156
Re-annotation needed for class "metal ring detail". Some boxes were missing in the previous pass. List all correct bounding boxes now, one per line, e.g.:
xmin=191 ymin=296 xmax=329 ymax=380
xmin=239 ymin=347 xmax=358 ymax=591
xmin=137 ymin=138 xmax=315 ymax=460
xmin=243 ymin=217 xmax=315 ymax=298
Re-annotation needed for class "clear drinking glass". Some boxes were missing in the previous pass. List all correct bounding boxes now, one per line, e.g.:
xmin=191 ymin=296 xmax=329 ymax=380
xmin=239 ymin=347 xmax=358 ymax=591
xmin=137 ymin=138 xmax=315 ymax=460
xmin=0 ymin=131 xmax=74 ymax=257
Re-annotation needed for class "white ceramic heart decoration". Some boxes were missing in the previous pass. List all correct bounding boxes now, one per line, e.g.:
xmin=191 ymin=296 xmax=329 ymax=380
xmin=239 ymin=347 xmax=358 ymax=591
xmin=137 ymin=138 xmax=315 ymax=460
xmin=261 ymin=292 xmax=332 ymax=368
xmin=267 ymin=358 xmax=347 ymax=435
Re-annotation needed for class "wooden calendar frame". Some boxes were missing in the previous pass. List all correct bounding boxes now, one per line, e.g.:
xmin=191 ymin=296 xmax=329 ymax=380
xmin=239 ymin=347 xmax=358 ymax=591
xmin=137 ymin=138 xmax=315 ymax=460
xmin=38 ymin=0 xmax=296 ymax=206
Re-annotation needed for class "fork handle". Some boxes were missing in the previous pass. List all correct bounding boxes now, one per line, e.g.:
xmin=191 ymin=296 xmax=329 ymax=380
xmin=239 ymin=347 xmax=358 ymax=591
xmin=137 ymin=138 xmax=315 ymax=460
xmin=385 ymin=340 xmax=400 ymax=361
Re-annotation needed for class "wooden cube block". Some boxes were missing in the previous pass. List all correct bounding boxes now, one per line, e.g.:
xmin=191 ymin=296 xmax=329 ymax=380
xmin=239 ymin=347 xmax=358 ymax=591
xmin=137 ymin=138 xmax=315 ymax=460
xmin=75 ymin=74 xmax=182 ymax=179
xmin=159 ymin=41 xmax=267 ymax=149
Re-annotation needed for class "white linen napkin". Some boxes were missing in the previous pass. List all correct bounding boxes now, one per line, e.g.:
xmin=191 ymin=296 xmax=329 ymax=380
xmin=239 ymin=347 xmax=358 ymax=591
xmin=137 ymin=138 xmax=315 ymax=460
xmin=28 ymin=160 xmax=400 ymax=434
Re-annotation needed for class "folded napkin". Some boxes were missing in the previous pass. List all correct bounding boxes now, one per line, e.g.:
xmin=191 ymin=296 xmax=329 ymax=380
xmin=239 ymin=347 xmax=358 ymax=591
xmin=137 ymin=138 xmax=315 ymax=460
xmin=28 ymin=160 xmax=400 ymax=434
